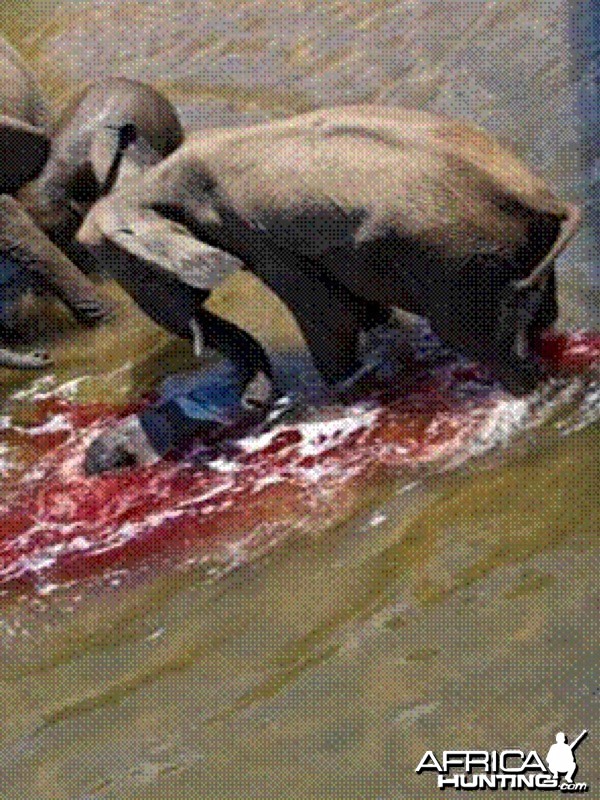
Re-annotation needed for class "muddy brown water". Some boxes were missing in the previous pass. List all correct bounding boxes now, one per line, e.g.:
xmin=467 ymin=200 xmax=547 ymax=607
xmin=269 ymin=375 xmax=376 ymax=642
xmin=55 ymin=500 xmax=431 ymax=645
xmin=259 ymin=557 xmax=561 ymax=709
xmin=0 ymin=2 xmax=598 ymax=798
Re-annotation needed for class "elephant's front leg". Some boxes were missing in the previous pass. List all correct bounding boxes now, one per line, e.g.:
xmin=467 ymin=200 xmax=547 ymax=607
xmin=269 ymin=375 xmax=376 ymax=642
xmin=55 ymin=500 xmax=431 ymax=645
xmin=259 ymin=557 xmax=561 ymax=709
xmin=84 ymin=307 xmax=274 ymax=475
xmin=0 ymin=252 xmax=52 ymax=369
xmin=243 ymin=241 xmax=404 ymax=397
xmin=0 ymin=195 xmax=113 ymax=325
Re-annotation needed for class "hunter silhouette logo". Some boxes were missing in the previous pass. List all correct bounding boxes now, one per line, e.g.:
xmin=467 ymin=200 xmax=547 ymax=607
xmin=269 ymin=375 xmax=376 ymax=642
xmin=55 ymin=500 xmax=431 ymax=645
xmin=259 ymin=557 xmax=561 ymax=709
xmin=416 ymin=730 xmax=589 ymax=792
xmin=547 ymin=731 xmax=587 ymax=784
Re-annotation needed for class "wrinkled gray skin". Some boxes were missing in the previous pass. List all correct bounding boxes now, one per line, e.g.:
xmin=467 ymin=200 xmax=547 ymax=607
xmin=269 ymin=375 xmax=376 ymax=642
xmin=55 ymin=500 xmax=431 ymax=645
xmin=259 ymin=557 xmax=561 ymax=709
xmin=78 ymin=105 xmax=581 ymax=473
xmin=0 ymin=40 xmax=183 ymax=368
xmin=18 ymin=77 xmax=184 ymax=255
xmin=0 ymin=36 xmax=55 ymax=367
xmin=0 ymin=37 xmax=50 ymax=188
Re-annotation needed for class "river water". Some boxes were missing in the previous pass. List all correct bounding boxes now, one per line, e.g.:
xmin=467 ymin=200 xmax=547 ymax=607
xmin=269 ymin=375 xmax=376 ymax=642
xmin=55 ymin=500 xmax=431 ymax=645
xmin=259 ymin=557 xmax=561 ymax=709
xmin=0 ymin=2 xmax=598 ymax=798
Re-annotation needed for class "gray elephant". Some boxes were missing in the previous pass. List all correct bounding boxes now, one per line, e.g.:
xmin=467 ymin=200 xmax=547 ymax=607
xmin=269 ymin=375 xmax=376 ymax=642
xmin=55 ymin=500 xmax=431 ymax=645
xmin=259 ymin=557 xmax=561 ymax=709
xmin=0 ymin=36 xmax=57 ymax=367
xmin=0 ymin=36 xmax=183 ymax=368
xmin=17 ymin=76 xmax=184 ymax=255
xmin=77 ymin=105 xmax=580 ymax=474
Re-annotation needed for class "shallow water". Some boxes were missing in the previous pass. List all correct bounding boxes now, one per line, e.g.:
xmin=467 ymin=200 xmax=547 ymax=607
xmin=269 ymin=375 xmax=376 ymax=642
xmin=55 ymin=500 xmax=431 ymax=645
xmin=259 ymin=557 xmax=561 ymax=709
xmin=0 ymin=309 xmax=598 ymax=798
xmin=0 ymin=430 xmax=598 ymax=798
xmin=0 ymin=322 xmax=597 ymax=587
xmin=1 ymin=2 xmax=599 ymax=797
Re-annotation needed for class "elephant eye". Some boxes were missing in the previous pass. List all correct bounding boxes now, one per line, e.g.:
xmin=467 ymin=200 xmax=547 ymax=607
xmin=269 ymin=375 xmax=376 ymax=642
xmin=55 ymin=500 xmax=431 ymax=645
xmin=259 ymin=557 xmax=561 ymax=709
xmin=117 ymin=227 xmax=134 ymax=235
xmin=168 ymin=222 xmax=189 ymax=235
xmin=152 ymin=202 xmax=189 ymax=227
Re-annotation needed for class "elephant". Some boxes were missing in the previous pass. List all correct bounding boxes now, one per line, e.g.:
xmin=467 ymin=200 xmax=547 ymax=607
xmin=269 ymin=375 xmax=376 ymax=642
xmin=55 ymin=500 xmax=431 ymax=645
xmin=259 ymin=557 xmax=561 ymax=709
xmin=17 ymin=76 xmax=184 ymax=253
xmin=0 ymin=35 xmax=57 ymax=367
xmin=0 ymin=36 xmax=50 ymax=190
xmin=0 ymin=36 xmax=183 ymax=369
xmin=76 ymin=104 xmax=581 ymax=474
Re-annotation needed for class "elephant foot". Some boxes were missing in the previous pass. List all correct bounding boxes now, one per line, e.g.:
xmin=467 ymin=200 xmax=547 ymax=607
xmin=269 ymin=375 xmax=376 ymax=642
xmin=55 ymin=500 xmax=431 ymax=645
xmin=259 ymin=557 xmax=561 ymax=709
xmin=489 ymin=353 xmax=547 ymax=397
xmin=85 ymin=366 xmax=274 ymax=475
xmin=337 ymin=321 xmax=458 ymax=402
xmin=336 ymin=324 xmax=417 ymax=401
xmin=69 ymin=298 xmax=116 ymax=326
xmin=0 ymin=346 xmax=52 ymax=369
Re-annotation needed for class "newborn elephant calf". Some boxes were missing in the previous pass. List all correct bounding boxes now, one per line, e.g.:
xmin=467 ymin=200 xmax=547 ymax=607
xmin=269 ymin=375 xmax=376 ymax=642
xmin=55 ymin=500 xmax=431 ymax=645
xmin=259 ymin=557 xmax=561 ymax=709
xmin=77 ymin=105 xmax=580 ymax=474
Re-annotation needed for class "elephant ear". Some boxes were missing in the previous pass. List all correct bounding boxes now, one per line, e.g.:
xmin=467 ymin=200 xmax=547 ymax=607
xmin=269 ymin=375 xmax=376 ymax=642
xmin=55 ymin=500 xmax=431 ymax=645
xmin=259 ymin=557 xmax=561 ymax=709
xmin=78 ymin=200 xmax=242 ymax=290
xmin=0 ymin=114 xmax=50 ymax=193
xmin=90 ymin=125 xmax=164 ymax=195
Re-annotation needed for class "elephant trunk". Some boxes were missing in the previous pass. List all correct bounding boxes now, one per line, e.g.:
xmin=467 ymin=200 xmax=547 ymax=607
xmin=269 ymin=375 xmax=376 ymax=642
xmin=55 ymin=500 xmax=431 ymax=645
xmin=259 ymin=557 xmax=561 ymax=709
xmin=17 ymin=176 xmax=74 ymax=237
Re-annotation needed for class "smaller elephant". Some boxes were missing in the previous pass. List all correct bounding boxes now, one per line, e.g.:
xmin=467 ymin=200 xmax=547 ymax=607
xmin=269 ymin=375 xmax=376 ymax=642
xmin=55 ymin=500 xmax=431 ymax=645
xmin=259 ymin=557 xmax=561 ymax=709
xmin=0 ymin=38 xmax=183 ymax=368
xmin=77 ymin=105 xmax=581 ymax=474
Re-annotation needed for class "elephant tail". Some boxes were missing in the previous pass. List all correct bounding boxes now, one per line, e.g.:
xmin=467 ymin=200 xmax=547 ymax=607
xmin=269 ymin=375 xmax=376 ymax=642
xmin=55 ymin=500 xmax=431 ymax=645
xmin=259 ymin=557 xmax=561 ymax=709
xmin=515 ymin=202 xmax=582 ymax=291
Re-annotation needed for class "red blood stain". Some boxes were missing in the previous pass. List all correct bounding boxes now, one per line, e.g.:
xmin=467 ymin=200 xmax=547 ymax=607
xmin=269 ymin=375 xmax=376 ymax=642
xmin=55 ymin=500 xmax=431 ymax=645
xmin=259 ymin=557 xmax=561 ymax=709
xmin=535 ymin=329 xmax=600 ymax=370
xmin=0 ymin=330 xmax=597 ymax=592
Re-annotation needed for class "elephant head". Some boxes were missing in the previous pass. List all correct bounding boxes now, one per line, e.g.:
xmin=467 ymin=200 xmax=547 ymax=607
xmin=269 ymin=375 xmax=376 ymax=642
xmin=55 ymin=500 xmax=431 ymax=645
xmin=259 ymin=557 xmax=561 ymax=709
xmin=17 ymin=78 xmax=184 ymax=244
